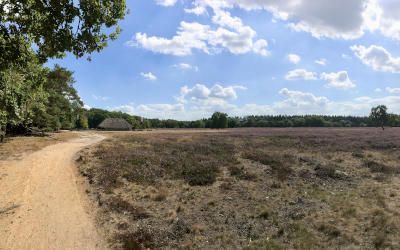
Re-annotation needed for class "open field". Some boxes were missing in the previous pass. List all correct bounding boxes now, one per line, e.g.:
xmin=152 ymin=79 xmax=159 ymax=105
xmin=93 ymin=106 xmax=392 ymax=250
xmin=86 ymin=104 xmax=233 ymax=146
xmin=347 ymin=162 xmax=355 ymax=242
xmin=78 ymin=128 xmax=400 ymax=249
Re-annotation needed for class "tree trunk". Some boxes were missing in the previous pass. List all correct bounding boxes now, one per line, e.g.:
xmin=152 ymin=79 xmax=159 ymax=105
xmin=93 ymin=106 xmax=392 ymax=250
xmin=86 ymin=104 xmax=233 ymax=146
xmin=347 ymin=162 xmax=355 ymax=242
xmin=0 ymin=129 xmax=4 ymax=143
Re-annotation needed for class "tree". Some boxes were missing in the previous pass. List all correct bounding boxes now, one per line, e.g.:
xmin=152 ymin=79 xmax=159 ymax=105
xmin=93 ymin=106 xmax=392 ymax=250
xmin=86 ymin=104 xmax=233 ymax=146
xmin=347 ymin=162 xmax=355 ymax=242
xmin=77 ymin=114 xmax=89 ymax=129
xmin=0 ymin=61 xmax=48 ymax=135
xmin=0 ymin=0 xmax=126 ymax=69
xmin=211 ymin=112 xmax=228 ymax=129
xmin=370 ymin=105 xmax=388 ymax=130
xmin=40 ymin=65 xmax=83 ymax=131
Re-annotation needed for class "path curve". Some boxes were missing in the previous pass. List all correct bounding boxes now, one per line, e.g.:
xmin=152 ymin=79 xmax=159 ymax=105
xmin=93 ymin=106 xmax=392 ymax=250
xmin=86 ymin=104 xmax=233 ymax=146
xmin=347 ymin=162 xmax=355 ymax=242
xmin=0 ymin=133 xmax=106 ymax=250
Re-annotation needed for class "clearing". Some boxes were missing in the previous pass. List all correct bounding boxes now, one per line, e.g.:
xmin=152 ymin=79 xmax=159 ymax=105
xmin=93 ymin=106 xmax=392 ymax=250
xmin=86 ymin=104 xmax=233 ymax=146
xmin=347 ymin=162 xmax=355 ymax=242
xmin=0 ymin=132 xmax=105 ymax=250
xmin=2 ymin=128 xmax=400 ymax=249
xmin=79 ymin=128 xmax=400 ymax=249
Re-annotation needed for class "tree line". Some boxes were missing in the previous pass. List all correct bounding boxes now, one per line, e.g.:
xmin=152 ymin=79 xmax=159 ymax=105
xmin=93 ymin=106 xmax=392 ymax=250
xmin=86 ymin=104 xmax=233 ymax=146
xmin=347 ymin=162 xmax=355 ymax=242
xmin=83 ymin=108 xmax=400 ymax=130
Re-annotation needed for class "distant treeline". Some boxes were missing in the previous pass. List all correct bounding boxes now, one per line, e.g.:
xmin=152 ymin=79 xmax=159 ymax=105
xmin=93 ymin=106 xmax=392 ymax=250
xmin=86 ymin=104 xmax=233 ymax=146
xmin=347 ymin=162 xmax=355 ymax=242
xmin=85 ymin=109 xmax=400 ymax=129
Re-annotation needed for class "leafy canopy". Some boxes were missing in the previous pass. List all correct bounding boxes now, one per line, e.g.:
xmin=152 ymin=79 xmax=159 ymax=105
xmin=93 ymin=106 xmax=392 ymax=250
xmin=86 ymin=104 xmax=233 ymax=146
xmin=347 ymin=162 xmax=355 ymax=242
xmin=0 ymin=0 xmax=126 ymax=68
xmin=370 ymin=105 xmax=388 ymax=130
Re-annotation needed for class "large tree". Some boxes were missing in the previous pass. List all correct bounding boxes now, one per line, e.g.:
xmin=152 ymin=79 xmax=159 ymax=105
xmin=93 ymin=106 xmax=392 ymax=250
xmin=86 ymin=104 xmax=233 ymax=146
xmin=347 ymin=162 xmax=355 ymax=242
xmin=370 ymin=105 xmax=388 ymax=130
xmin=0 ymin=0 xmax=126 ymax=69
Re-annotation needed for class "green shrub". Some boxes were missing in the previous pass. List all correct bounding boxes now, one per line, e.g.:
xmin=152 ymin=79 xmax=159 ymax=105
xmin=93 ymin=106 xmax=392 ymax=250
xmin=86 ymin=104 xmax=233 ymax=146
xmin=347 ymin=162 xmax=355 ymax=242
xmin=182 ymin=162 xmax=219 ymax=186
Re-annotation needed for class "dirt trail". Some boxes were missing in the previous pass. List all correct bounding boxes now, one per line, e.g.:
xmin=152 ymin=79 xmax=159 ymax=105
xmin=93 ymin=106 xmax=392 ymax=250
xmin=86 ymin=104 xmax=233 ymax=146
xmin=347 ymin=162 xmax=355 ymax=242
xmin=0 ymin=133 xmax=106 ymax=250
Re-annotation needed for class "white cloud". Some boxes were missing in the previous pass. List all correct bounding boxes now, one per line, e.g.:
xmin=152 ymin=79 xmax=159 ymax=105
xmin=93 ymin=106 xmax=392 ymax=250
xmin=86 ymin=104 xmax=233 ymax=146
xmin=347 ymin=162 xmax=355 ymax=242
xmin=191 ymin=0 xmax=367 ymax=40
xmin=285 ymin=69 xmax=317 ymax=81
xmin=131 ymin=9 xmax=269 ymax=56
xmin=92 ymin=95 xmax=110 ymax=101
xmin=386 ymin=87 xmax=400 ymax=94
xmin=178 ymin=83 xmax=246 ymax=103
xmin=275 ymin=88 xmax=330 ymax=114
xmin=320 ymin=71 xmax=356 ymax=90
xmin=141 ymin=72 xmax=158 ymax=81
xmin=185 ymin=6 xmax=207 ymax=15
xmin=315 ymin=58 xmax=327 ymax=66
xmin=155 ymin=0 xmax=177 ymax=7
xmin=375 ymin=88 xmax=382 ymax=92
xmin=351 ymin=44 xmax=400 ymax=73
xmin=287 ymin=54 xmax=301 ymax=64
xmin=173 ymin=63 xmax=199 ymax=71
xmin=113 ymin=104 xmax=185 ymax=119
xmin=83 ymin=104 xmax=92 ymax=110
xmin=183 ymin=0 xmax=400 ymax=41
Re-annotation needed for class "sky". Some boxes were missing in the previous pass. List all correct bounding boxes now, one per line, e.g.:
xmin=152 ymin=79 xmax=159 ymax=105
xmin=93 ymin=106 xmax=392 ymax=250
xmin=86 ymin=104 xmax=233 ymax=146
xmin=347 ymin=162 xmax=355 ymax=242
xmin=49 ymin=0 xmax=400 ymax=120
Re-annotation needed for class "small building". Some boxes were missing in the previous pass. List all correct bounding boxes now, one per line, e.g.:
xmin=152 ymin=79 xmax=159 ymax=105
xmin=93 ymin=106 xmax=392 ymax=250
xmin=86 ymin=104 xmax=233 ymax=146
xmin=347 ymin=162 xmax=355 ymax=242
xmin=97 ymin=118 xmax=132 ymax=131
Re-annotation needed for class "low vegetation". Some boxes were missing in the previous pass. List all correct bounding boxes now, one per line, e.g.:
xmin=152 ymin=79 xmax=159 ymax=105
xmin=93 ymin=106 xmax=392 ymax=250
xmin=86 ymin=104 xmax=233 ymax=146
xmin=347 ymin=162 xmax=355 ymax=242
xmin=78 ymin=128 xmax=400 ymax=249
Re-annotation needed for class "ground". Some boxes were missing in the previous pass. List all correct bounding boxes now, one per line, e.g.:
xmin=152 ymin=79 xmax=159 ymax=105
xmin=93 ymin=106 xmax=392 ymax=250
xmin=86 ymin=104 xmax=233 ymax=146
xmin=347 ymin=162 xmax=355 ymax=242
xmin=1 ymin=128 xmax=400 ymax=250
xmin=0 ymin=132 xmax=106 ymax=250
xmin=77 ymin=128 xmax=400 ymax=249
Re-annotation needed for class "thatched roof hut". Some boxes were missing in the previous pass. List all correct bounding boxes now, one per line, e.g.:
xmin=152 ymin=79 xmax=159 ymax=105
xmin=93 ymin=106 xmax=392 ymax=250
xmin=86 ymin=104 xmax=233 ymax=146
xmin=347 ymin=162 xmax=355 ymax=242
xmin=98 ymin=118 xmax=132 ymax=131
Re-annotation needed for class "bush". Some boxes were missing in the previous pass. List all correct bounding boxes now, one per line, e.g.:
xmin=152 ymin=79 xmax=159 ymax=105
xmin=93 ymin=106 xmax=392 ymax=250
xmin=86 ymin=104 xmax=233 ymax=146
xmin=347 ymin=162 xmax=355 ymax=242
xmin=364 ymin=160 xmax=399 ymax=175
xmin=243 ymin=150 xmax=294 ymax=181
xmin=182 ymin=161 xmax=219 ymax=186
xmin=314 ymin=164 xmax=339 ymax=179
xmin=228 ymin=165 xmax=256 ymax=180
xmin=118 ymin=228 xmax=155 ymax=250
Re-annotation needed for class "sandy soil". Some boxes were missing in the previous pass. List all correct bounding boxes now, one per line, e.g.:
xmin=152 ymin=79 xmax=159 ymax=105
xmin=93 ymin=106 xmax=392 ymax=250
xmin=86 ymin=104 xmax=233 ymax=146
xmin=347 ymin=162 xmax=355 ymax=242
xmin=0 ymin=132 xmax=106 ymax=250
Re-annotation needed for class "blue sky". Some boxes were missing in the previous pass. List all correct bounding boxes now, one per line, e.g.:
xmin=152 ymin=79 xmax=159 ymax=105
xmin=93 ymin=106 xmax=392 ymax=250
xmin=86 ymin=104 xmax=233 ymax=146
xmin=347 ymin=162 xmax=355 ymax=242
xmin=49 ymin=0 xmax=400 ymax=120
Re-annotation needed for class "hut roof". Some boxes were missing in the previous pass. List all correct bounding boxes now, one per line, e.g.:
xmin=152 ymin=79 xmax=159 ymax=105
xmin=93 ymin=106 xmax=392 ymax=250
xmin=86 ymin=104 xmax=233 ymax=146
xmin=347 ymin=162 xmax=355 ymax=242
xmin=98 ymin=118 xmax=132 ymax=131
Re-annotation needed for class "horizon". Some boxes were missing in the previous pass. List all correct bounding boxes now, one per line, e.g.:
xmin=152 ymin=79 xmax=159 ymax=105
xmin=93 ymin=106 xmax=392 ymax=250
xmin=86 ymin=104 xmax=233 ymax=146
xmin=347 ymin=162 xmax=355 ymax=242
xmin=48 ymin=0 xmax=400 ymax=120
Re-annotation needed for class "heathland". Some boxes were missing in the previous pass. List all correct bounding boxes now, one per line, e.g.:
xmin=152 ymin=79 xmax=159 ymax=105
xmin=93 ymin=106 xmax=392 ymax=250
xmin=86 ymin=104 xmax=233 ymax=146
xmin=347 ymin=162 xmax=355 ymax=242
xmin=76 ymin=128 xmax=400 ymax=249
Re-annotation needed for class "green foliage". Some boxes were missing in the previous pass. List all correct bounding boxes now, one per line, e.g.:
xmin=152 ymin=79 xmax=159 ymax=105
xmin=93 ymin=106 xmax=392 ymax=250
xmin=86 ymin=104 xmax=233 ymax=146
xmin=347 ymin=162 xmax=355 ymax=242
xmin=0 ymin=64 xmax=84 ymax=134
xmin=0 ymin=0 xmax=126 ymax=68
xmin=0 ymin=1 xmax=126 ymax=136
xmin=370 ymin=105 xmax=388 ymax=130
xmin=211 ymin=112 xmax=228 ymax=129
xmin=78 ymin=115 xmax=89 ymax=129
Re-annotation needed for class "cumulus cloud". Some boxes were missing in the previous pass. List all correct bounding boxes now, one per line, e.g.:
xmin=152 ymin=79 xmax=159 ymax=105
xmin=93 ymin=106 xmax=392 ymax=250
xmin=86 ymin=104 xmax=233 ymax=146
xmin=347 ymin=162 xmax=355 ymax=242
xmin=155 ymin=0 xmax=177 ymax=7
xmin=285 ymin=69 xmax=317 ymax=81
xmin=274 ymin=88 xmax=330 ymax=114
xmin=178 ymin=83 xmax=246 ymax=104
xmin=186 ymin=0 xmax=367 ymax=40
xmin=175 ymin=0 xmax=400 ymax=41
xmin=185 ymin=5 xmax=207 ymax=15
xmin=351 ymin=45 xmax=400 ymax=73
xmin=386 ymin=87 xmax=400 ymax=94
xmin=287 ymin=54 xmax=301 ymax=64
xmin=320 ymin=71 xmax=356 ymax=90
xmin=113 ymin=103 xmax=185 ymax=119
xmin=131 ymin=7 xmax=268 ymax=56
xmin=141 ymin=72 xmax=158 ymax=81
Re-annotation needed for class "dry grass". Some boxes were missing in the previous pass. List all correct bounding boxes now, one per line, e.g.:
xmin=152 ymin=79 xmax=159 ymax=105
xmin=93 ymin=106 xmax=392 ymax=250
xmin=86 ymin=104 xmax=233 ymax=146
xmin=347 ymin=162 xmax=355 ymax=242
xmin=0 ymin=132 xmax=80 ymax=161
xmin=78 ymin=128 xmax=400 ymax=249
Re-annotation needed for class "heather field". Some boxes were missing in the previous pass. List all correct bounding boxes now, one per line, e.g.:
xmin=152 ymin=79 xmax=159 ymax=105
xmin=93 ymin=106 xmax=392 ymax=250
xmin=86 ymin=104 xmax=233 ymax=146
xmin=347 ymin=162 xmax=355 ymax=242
xmin=77 ymin=128 xmax=400 ymax=249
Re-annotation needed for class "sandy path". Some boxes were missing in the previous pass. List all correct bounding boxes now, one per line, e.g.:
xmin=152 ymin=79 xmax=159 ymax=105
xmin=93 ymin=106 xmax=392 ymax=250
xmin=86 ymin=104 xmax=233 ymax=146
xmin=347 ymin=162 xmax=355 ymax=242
xmin=0 ymin=133 xmax=106 ymax=250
